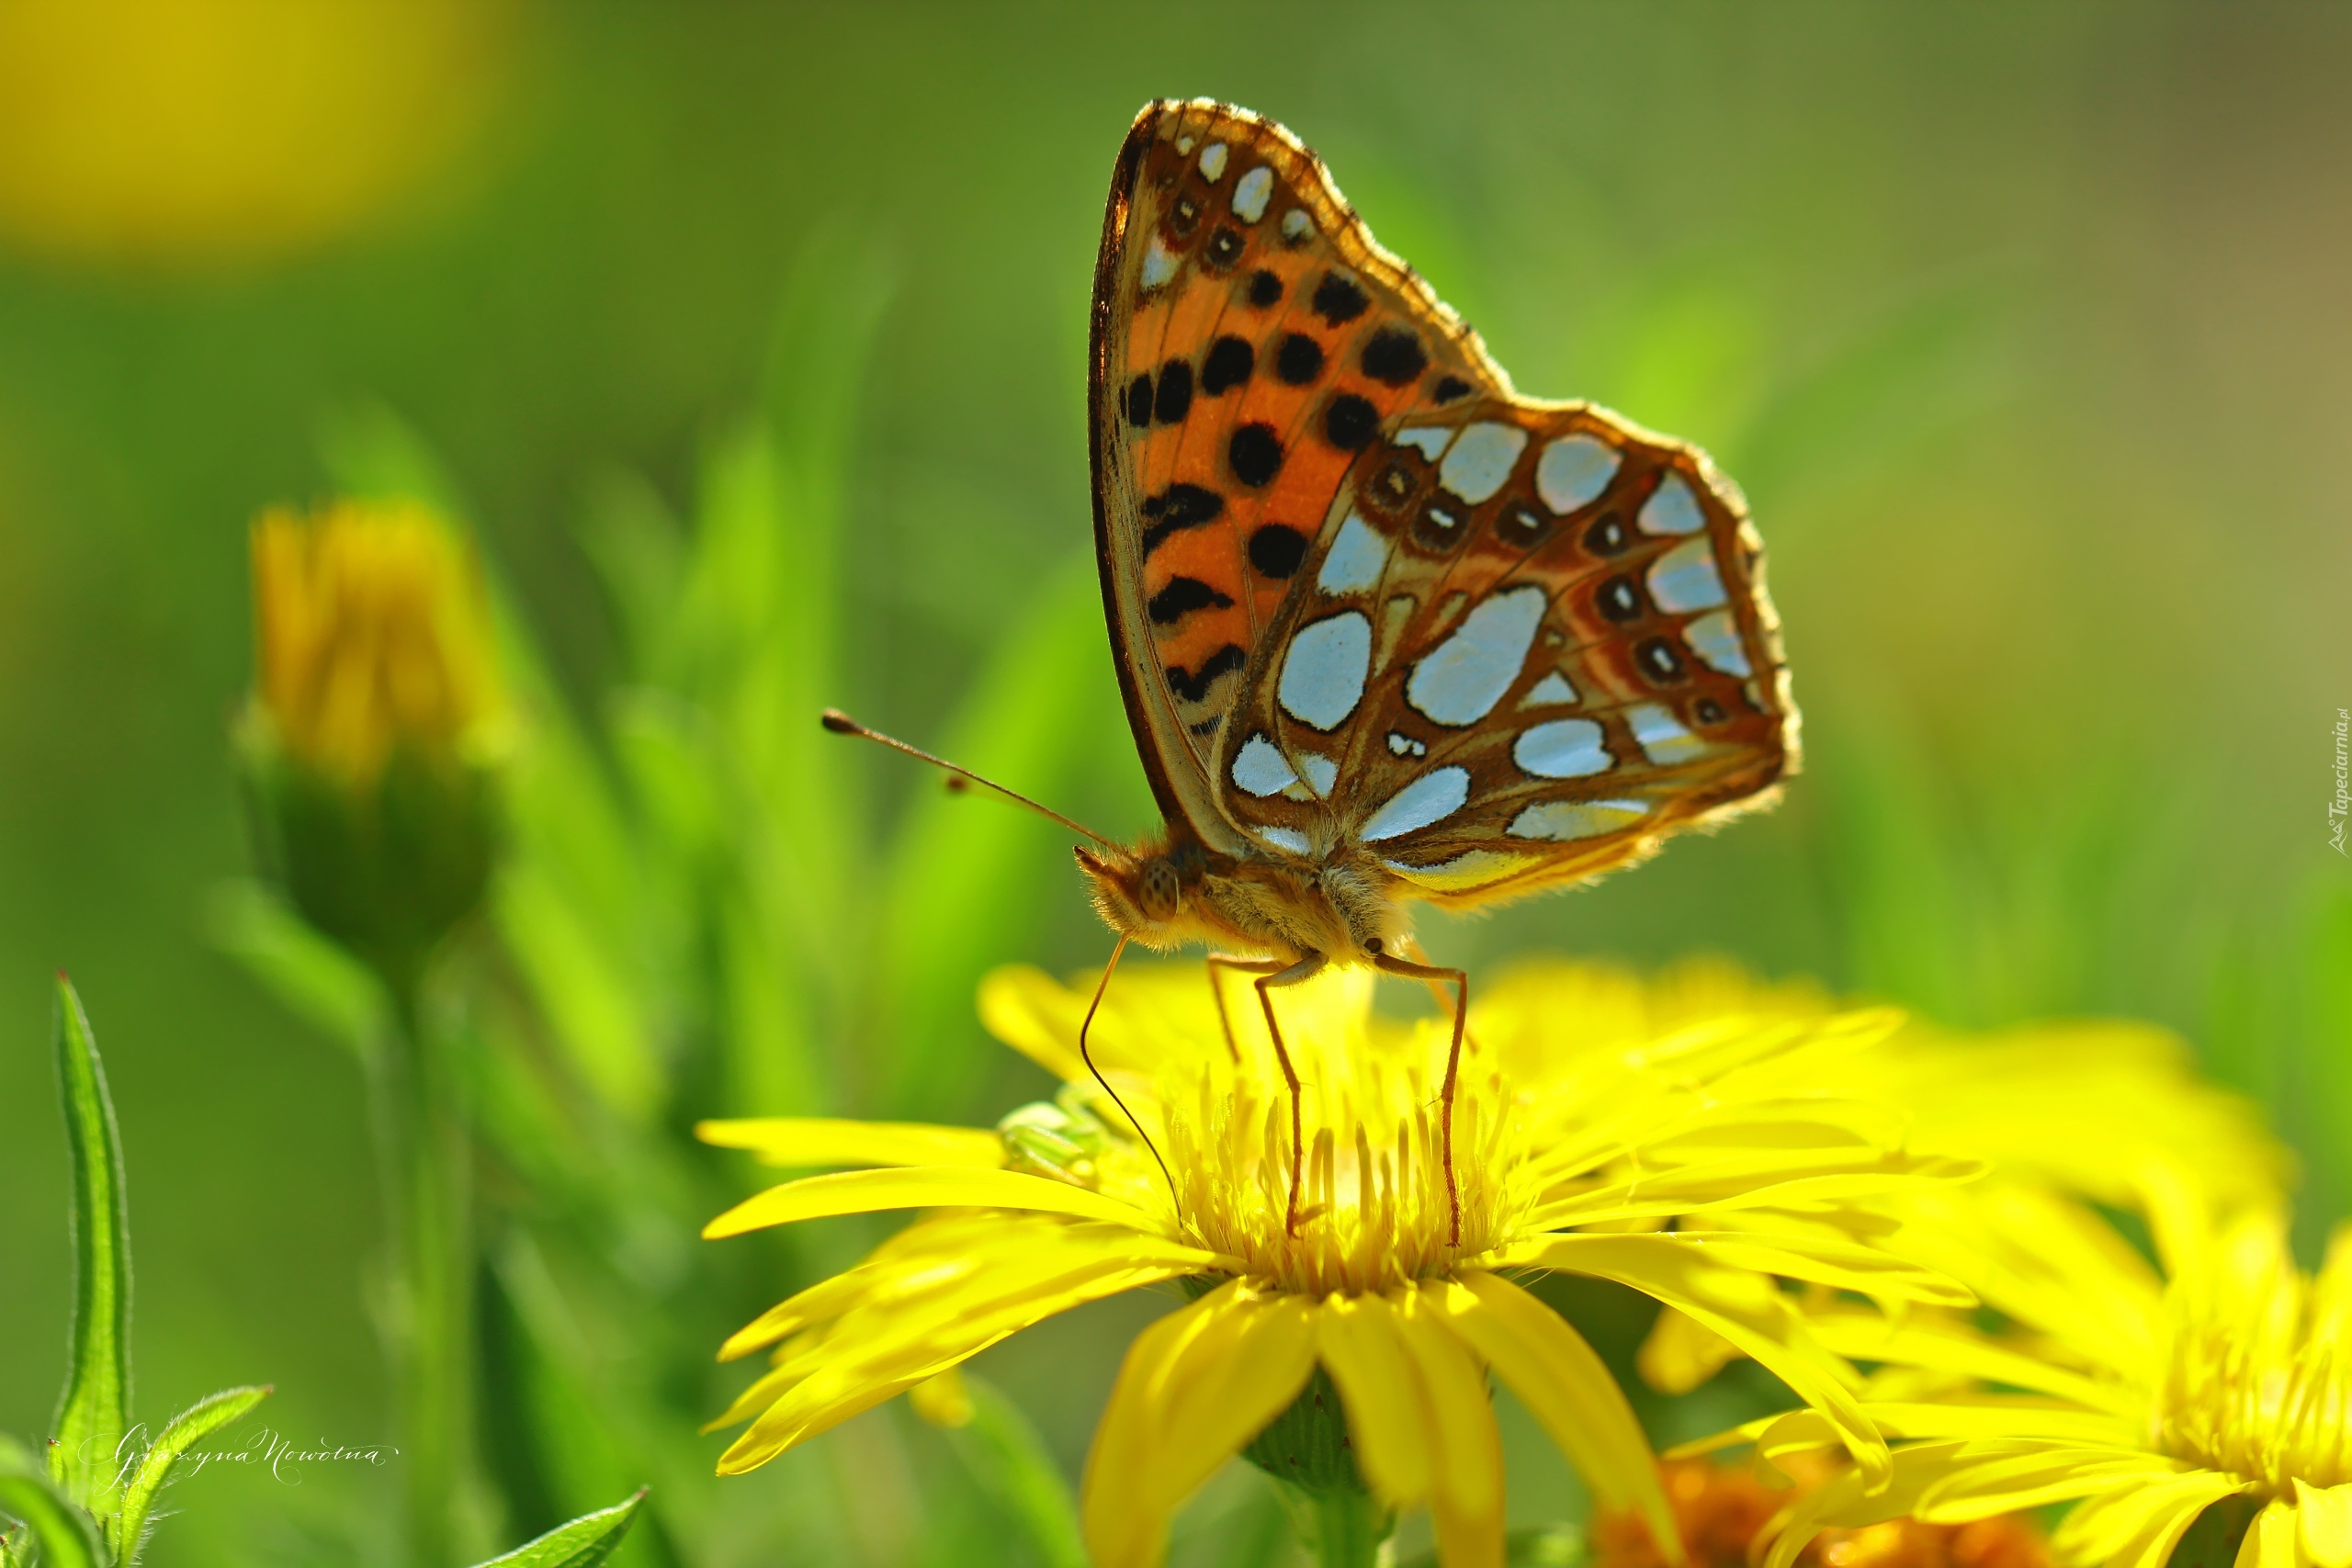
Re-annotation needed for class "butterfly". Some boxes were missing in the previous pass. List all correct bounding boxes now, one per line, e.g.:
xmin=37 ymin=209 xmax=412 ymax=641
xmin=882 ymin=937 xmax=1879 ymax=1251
xmin=830 ymin=98 xmax=1796 ymax=1241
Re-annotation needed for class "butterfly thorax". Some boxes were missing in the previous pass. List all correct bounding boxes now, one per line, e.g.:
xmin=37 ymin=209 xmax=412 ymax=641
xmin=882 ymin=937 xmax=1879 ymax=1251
xmin=1075 ymin=829 xmax=1404 ymax=966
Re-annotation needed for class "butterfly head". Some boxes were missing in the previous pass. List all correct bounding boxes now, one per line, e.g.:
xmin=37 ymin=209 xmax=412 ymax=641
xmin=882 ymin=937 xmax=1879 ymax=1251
xmin=1078 ymin=831 xmax=1408 ymax=966
xmin=1074 ymin=836 xmax=1221 ymax=953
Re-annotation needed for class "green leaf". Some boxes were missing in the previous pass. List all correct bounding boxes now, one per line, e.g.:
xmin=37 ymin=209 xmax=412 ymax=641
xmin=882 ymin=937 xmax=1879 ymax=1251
xmin=109 ymin=1383 xmax=271 ymax=1561
xmin=0 ymin=1437 xmax=102 ymax=1568
xmin=47 ymin=976 xmax=131 ymax=1516
xmin=937 ymin=1375 xmax=1086 ymax=1568
xmin=205 ymin=880 xmax=388 ymax=1062
xmin=468 ymin=1488 xmax=648 ymax=1568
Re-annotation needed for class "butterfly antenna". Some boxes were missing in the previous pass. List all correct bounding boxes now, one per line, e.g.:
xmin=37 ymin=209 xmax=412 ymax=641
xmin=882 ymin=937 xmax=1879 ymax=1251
xmin=820 ymin=709 xmax=1118 ymax=850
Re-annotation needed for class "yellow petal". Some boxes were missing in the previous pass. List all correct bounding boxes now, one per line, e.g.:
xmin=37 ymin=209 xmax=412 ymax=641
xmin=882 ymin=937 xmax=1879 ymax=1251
xmin=1085 ymin=1287 xmax=1229 ymax=1568
xmin=1913 ymin=1446 xmax=2188 ymax=1520
xmin=1804 ymin=1305 xmax=2137 ymax=1414
xmin=1395 ymin=1286 xmax=1506 ymax=1568
xmin=2056 ymin=1472 xmax=2248 ymax=1568
xmin=1519 ymin=1232 xmax=1890 ymax=1490
xmin=1527 ymin=1151 xmax=1980 ymax=1232
xmin=1317 ymin=1292 xmax=1434 ymax=1506
xmin=908 ymin=1367 xmax=975 ymax=1428
xmin=1758 ymin=1441 xmax=1971 ymax=1568
xmin=2244 ymin=1500 xmax=2304 ymax=1568
xmin=2301 ymin=1482 xmax=2352 ymax=1568
xmin=1659 ymin=1231 xmax=1973 ymax=1307
xmin=1082 ymin=1283 xmax=1317 ymax=1568
xmin=1638 ymin=1306 xmax=1740 ymax=1395
xmin=696 ymin=1117 xmax=1005 ymax=1169
xmin=703 ymin=1165 xmax=1157 ymax=1238
xmin=1431 ymin=1273 xmax=1678 ymax=1562
xmin=714 ymin=1247 xmax=1184 ymax=1469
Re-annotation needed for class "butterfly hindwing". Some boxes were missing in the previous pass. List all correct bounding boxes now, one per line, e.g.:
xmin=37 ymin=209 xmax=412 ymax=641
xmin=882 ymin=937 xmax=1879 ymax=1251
xmin=1091 ymin=99 xmax=1506 ymax=852
xmin=1092 ymin=98 xmax=1796 ymax=902
xmin=1221 ymin=398 xmax=1795 ymax=901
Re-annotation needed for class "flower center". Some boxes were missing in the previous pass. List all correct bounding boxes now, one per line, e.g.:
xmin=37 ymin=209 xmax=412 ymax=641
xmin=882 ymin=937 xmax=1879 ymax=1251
xmin=2153 ymin=1277 xmax=2352 ymax=1492
xmin=1164 ymin=1064 xmax=1514 ymax=1297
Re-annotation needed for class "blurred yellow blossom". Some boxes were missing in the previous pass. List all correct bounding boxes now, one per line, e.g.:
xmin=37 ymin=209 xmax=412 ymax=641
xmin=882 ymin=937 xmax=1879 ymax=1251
xmin=0 ymin=0 xmax=518 ymax=268
xmin=1715 ymin=1186 xmax=2350 ymax=1568
xmin=1482 ymin=959 xmax=2290 ymax=1401
xmin=249 ymin=497 xmax=500 ymax=788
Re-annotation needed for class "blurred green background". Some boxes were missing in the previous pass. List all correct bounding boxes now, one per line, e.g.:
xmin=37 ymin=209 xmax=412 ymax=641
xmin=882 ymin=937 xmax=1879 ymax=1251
xmin=1 ymin=3 xmax=2346 ymax=1564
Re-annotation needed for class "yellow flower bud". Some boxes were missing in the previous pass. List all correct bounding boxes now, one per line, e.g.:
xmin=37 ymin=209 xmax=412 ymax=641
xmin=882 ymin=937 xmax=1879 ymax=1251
xmin=239 ymin=497 xmax=503 ymax=989
xmin=249 ymin=498 xmax=499 ymax=787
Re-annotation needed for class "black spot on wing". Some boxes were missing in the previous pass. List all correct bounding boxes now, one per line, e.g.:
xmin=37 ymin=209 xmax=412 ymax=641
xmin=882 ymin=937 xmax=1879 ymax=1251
xmin=1361 ymin=326 xmax=1427 ymax=388
xmin=1202 ymin=335 xmax=1253 ymax=395
xmin=1596 ymin=575 xmax=1645 ymax=624
xmin=1494 ymin=503 xmax=1551 ymax=549
xmin=1248 ymin=524 xmax=1309 ymax=580
xmin=1125 ymin=373 xmax=1153 ymax=429
xmin=1312 ymin=271 xmax=1369 ymax=326
xmin=1635 ymin=637 xmax=1689 ymax=683
xmin=1248 ymin=269 xmax=1283 ymax=308
xmin=1140 ymin=483 xmax=1226 ymax=556
xmin=1205 ymin=227 xmax=1244 ymax=270
xmin=1275 ymin=333 xmax=1324 ymax=385
xmin=1324 ymin=393 xmax=1378 ymax=451
xmin=1167 ymin=644 xmax=1246 ymax=703
xmin=1230 ymin=424 xmax=1283 ymax=487
xmin=1148 ymin=576 xmax=1237 ymax=625
xmin=1583 ymin=513 xmax=1630 ymax=557
xmin=1431 ymin=375 xmax=1472 ymax=404
xmin=1154 ymin=359 xmax=1193 ymax=424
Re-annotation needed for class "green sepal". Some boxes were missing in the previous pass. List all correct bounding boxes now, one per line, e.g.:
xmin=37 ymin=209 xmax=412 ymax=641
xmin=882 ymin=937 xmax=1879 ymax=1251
xmin=108 ymin=1384 xmax=271 ymax=1562
xmin=467 ymin=1488 xmax=648 ymax=1568
xmin=236 ymin=722 xmax=498 ymax=999
xmin=0 ymin=1437 xmax=103 ymax=1568
xmin=47 ymin=977 xmax=131 ymax=1517
xmin=936 ymin=1374 xmax=1086 ymax=1568
xmin=1243 ymin=1365 xmax=1365 ymax=1495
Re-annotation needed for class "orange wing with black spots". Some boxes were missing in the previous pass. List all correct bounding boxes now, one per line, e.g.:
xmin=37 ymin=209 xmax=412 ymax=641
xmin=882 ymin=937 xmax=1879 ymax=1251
xmin=1091 ymin=99 xmax=1796 ymax=897
xmin=1091 ymin=99 xmax=1506 ymax=855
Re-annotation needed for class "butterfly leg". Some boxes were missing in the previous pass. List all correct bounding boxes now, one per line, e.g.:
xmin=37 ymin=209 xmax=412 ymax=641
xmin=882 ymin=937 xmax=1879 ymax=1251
xmin=1370 ymin=951 xmax=1469 ymax=1247
xmin=1204 ymin=953 xmax=1283 ymax=1064
xmin=1242 ymin=953 xmax=1327 ymax=1237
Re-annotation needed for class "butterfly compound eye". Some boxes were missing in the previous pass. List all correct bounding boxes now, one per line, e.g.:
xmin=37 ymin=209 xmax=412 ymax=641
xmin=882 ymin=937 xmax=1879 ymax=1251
xmin=1138 ymin=858 xmax=1183 ymax=921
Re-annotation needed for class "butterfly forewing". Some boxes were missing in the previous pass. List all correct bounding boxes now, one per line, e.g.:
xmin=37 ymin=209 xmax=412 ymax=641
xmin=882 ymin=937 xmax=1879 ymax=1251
xmin=1091 ymin=99 xmax=1505 ymax=852
xmin=1092 ymin=98 xmax=1796 ymax=903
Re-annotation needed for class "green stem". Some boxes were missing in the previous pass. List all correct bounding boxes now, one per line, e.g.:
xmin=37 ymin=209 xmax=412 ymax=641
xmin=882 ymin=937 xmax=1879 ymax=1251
xmin=1278 ymin=1481 xmax=1395 ymax=1568
xmin=370 ymin=977 xmax=479 ymax=1567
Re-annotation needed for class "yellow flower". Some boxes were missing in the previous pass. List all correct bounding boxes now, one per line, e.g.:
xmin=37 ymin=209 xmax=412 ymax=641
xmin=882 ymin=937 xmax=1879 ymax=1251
xmin=0 ymin=0 xmax=517 ymax=269
xmin=1708 ymin=1181 xmax=2338 ymax=1568
xmin=240 ymin=496 xmax=503 ymax=983
xmin=249 ymin=497 xmax=499 ymax=788
xmin=1531 ymin=958 xmax=2290 ymax=1398
xmin=699 ymin=962 xmax=1980 ymax=1568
